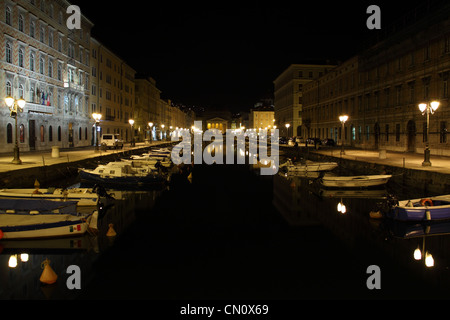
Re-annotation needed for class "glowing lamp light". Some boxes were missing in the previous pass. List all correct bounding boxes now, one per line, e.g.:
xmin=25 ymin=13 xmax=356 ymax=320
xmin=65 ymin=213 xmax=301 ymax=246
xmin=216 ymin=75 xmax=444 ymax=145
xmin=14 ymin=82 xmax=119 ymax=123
xmin=4 ymin=96 xmax=14 ymax=108
xmin=128 ymin=119 xmax=135 ymax=126
xmin=419 ymin=103 xmax=427 ymax=113
xmin=425 ymin=252 xmax=434 ymax=267
xmin=339 ymin=115 xmax=349 ymax=123
xmin=431 ymin=101 xmax=440 ymax=112
xmin=414 ymin=248 xmax=422 ymax=260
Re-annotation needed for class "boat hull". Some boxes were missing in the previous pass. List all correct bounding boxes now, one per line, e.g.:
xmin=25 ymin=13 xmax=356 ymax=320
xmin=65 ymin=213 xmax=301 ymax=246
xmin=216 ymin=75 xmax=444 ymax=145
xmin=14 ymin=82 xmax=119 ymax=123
xmin=388 ymin=195 xmax=450 ymax=221
xmin=79 ymin=169 xmax=166 ymax=187
xmin=282 ymin=162 xmax=338 ymax=172
xmin=0 ymin=188 xmax=98 ymax=206
xmin=321 ymin=175 xmax=392 ymax=188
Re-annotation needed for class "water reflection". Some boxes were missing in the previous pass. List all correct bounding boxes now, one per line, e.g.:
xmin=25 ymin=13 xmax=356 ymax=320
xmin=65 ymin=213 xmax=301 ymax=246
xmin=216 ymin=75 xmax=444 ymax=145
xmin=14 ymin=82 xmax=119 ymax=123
xmin=273 ymin=172 xmax=450 ymax=297
xmin=0 ymin=189 xmax=161 ymax=299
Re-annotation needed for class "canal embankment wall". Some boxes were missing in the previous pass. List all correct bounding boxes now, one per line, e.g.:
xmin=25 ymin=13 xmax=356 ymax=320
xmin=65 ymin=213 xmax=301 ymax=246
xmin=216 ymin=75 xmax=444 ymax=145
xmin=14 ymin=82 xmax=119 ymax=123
xmin=0 ymin=142 xmax=176 ymax=188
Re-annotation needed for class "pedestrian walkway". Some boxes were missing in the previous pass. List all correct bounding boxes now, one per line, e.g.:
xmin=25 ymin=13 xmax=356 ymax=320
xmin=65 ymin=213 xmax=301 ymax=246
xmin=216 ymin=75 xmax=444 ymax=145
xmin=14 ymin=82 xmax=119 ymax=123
xmin=313 ymin=147 xmax=450 ymax=175
xmin=0 ymin=141 xmax=172 ymax=174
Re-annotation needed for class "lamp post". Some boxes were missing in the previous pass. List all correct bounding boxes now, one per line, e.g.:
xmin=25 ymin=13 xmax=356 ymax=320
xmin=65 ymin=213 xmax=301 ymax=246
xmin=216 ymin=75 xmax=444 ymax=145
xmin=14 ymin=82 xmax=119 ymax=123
xmin=339 ymin=115 xmax=348 ymax=156
xmin=92 ymin=113 xmax=102 ymax=151
xmin=161 ymin=124 xmax=165 ymax=140
xmin=148 ymin=122 xmax=153 ymax=144
xmin=129 ymin=119 xmax=135 ymax=147
xmin=285 ymin=123 xmax=290 ymax=137
xmin=419 ymin=101 xmax=439 ymax=166
xmin=5 ymin=96 xmax=25 ymax=164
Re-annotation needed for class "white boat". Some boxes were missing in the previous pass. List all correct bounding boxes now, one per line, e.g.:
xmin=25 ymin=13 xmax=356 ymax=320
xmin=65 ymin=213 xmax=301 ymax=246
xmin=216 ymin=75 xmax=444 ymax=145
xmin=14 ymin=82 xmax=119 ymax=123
xmin=79 ymin=161 xmax=166 ymax=186
xmin=0 ymin=187 xmax=99 ymax=206
xmin=320 ymin=174 xmax=392 ymax=188
xmin=279 ymin=159 xmax=338 ymax=172
xmin=0 ymin=199 xmax=97 ymax=239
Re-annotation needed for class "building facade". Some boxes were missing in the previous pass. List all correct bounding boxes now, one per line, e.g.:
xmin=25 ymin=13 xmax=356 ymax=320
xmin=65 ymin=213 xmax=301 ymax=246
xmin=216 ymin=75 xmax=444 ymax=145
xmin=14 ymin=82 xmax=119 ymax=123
xmin=273 ymin=64 xmax=335 ymax=137
xmin=303 ymin=3 xmax=450 ymax=156
xmin=249 ymin=105 xmax=274 ymax=131
xmin=90 ymin=38 xmax=135 ymax=143
xmin=1 ymin=0 xmax=93 ymax=152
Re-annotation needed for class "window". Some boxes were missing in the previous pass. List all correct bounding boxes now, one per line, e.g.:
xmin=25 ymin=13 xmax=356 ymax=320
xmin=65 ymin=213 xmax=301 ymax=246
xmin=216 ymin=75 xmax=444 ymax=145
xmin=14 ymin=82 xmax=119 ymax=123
xmin=396 ymin=124 xmax=400 ymax=142
xmin=30 ymin=21 xmax=35 ymax=38
xmin=30 ymin=53 xmax=35 ymax=72
xmin=58 ymin=126 xmax=61 ymax=141
xmin=40 ymin=125 xmax=45 ymax=142
xmin=5 ymin=6 xmax=11 ymax=25
xmin=57 ymin=63 xmax=62 ymax=81
xmin=440 ymin=121 xmax=447 ymax=143
xmin=18 ymin=15 xmax=24 ymax=32
xmin=386 ymin=124 xmax=389 ymax=141
xmin=19 ymin=84 xmax=24 ymax=99
xmin=48 ymin=60 xmax=53 ymax=77
xmin=18 ymin=48 xmax=24 ymax=67
xmin=366 ymin=125 xmax=370 ymax=141
xmin=39 ymin=57 xmax=44 ymax=74
xmin=49 ymin=126 xmax=53 ymax=142
xmin=6 ymin=42 xmax=12 ymax=64
xmin=20 ymin=124 xmax=24 ymax=143
xmin=6 ymin=124 xmax=12 ymax=144
xmin=40 ymin=27 xmax=45 ymax=43
xmin=6 ymin=81 xmax=12 ymax=96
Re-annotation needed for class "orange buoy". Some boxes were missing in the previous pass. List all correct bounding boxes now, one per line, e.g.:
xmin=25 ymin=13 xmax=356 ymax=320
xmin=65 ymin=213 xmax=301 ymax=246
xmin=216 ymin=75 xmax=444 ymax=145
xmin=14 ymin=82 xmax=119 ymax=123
xmin=40 ymin=259 xmax=58 ymax=284
xmin=106 ymin=223 xmax=117 ymax=237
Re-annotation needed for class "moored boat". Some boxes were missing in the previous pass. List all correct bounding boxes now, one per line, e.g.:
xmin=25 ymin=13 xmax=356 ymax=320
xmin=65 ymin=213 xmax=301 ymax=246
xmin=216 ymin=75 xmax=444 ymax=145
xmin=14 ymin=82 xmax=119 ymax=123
xmin=320 ymin=174 xmax=392 ymax=188
xmin=279 ymin=159 xmax=338 ymax=172
xmin=0 ymin=187 xmax=100 ymax=206
xmin=0 ymin=199 xmax=97 ymax=240
xmin=388 ymin=195 xmax=450 ymax=221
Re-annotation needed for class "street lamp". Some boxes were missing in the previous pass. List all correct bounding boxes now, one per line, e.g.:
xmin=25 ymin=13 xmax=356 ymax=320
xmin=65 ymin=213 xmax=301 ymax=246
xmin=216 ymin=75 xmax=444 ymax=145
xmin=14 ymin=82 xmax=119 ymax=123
xmin=339 ymin=115 xmax=349 ymax=156
xmin=148 ymin=122 xmax=153 ymax=144
xmin=419 ymin=101 xmax=439 ymax=166
xmin=285 ymin=123 xmax=290 ymax=137
xmin=5 ymin=96 xmax=25 ymax=164
xmin=161 ymin=124 xmax=165 ymax=140
xmin=92 ymin=113 xmax=102 ymax=151
xmin=128 ymin=119 xmax=135 ymax=147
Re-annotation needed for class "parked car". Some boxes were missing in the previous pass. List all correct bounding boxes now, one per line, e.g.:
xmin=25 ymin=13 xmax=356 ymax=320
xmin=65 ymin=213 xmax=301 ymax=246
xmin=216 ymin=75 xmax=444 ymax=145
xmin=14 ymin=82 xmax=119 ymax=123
xmin=306 ymin=138 xmax=322 ymax=145
xmin=279 ymin=137 xmax=288 ymax=145
xmin=100 ymin=134 xmax=124 ymax=149
xmin=321 ymin=138 xmax=336 ymax=146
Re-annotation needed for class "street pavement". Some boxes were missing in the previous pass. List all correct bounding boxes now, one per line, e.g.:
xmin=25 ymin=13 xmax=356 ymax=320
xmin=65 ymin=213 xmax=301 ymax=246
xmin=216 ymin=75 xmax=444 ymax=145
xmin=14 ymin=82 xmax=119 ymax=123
xmin=0 ymin=141 xmax=171 ymax=174
xmin=284 ymin=144 xmax=450 ymax=175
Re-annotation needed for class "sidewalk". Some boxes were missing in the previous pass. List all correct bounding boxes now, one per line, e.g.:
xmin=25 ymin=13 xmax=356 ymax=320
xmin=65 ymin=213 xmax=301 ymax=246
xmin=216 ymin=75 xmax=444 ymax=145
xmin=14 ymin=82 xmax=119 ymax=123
xmin=284 ymin=145 xmax=450 ymax=175
xmin=0 ymin=141 xmax=172 ymax=174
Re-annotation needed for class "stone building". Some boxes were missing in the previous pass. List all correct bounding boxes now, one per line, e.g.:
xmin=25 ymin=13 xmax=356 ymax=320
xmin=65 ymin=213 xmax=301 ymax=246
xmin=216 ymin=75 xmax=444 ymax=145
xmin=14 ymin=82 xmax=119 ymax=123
xmin=303 ymin=2 xmax=450 ymax=156
xmin=1 ymin=0 xmax=93 ymax=152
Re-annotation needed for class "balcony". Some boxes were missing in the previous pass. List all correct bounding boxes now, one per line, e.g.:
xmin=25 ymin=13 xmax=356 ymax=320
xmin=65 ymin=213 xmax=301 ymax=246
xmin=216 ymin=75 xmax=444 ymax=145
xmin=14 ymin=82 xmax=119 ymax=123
xmin=25 ymin=102 xmax=54 ymax=115
xmin=64 ymin=81 xmax=85 ymax=92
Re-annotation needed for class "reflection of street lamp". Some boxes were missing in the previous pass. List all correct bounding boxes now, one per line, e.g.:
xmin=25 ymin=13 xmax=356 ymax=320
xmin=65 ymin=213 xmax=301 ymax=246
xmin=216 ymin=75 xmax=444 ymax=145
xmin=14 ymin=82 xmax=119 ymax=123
xmin=92 ymin=113 xmax=102 ymax=151
xmin=5 ymin=96 xmax=25 ymax=164
xmin=414 ymin=237 xmax=434 ymax=268
xmin=148 ymin=122 xmax=153 ymax=144
xmin=339 ymin=115 xmax=348 ymax=156
xmin=129 ymin=119 xmax=135 ymax=147
xmin=285 ymin=123 xmax=290 ymax=137
xmin=419 ymin=101 xmax=439 ymax=166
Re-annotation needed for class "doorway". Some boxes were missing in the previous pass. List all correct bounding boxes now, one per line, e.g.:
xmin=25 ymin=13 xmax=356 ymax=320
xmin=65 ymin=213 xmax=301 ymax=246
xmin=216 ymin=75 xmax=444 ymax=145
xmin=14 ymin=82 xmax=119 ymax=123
xmin=29 ymin=120 xmax=35 ymax=151
xmin=407 ymin=120 xmax=416 ymax=152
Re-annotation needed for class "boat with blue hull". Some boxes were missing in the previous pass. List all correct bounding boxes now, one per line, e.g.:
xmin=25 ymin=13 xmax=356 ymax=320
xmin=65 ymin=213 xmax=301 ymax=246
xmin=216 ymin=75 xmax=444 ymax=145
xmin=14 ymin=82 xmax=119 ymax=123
xmin=389 ymin=195 xmax=450 ymax=221
xmin=0 ymin=199 xmax=97 ymax=239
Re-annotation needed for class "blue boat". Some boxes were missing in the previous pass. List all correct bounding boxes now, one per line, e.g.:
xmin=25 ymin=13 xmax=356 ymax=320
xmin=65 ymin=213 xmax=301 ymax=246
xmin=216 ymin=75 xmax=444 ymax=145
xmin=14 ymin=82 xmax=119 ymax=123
xmin=388 ymin=195 xmax=450 ymax=221
xmin=0 ymin=199 xmax=96 ymax=239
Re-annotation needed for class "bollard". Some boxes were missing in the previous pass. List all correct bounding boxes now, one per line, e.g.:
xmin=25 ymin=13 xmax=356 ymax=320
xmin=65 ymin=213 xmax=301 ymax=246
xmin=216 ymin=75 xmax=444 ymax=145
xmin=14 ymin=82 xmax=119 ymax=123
xmin=51 ymin=146 xmax=60 ymax=158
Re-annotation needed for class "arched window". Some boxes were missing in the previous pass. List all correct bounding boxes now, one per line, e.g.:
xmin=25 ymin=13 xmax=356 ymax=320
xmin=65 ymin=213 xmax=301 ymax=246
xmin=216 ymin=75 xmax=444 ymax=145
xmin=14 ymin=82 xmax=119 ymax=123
xmin=39 ymin=57 xmax=44 ymax=74
xmin=18 ymin=48 xmax=24 ymax=67
xmin=49 ymin=125 xmax=53 ymax=142
xmin=5 ymin=7 xmax=11 ymax=25
xmin=6 ymin=81 xmax=12 ymax=96
xmin=30 ymin=21 xmax=35 ymax=38
xmin=6 ymin=124 xmax=12 ymax=144
xmin=19 ymin=124 xmax=24 ymax=143
xmin=19 ymin=84 xmax=24 ymax=99
xmin=18 ymin=15 xmax=24 ymax=32
xmin=40 ymin=125 xmax=45 ymax=142
xmin=85 ymin=127 xmax=88 ymax=140
xmin=6 ymin=42 xmax=12 ymax=63
xmin=30 ymin=53 xmax=35 ymax=72
xmin=57 ymin=126 xmax=61 ymax=141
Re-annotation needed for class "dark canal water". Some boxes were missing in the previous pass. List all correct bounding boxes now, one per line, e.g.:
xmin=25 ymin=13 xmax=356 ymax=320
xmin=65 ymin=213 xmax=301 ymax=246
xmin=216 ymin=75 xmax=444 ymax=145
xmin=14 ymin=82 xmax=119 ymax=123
xmin=2 ymin=158 xmax=450 ymax=300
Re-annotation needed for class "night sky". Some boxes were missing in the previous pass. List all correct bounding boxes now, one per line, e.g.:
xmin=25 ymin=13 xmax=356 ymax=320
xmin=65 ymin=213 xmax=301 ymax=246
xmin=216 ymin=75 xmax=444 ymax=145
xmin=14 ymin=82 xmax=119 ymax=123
xmin=71 ymin=0 xmax=425 ymax=112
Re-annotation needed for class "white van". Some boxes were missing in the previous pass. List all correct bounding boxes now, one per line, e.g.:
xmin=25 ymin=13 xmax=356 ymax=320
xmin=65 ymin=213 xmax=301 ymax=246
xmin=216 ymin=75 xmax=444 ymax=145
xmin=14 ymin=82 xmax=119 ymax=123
xmin=100 ymin=134 xmax=124 ymax=149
